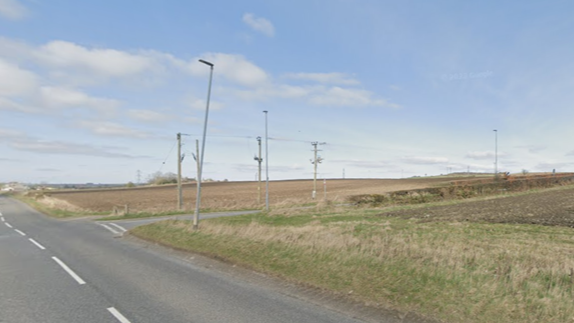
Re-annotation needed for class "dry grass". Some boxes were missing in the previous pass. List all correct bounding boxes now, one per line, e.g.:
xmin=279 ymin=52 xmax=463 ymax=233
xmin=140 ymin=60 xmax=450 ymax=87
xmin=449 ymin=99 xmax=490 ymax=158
xmin=132 ymin=204 xmax=574 ymax=323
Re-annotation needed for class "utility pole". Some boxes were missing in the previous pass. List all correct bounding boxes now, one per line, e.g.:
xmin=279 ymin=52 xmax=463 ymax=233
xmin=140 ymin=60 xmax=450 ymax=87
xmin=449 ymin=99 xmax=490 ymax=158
xmin=254 ymin=137 xmax=263 ymax=204
xmin=136 ymin=170 xmax=141 ymax=184
xmin=342 ymin=168 xmax=345 ymax=179
xmin=177 ymin=133 xmax=183 ymax=210
xmin=264 ymin=111 xmax=269 ymax=211
xmin=494 ymin=129 xmax=498 ymax=180
xmin=310 ymin=142 xmax=326 ymax=199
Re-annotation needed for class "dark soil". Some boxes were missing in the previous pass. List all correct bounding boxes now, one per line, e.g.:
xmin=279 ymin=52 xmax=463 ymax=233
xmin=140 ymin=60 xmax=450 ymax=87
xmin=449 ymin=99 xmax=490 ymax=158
xmin=380 ymin=187 xmax=574 ymax=227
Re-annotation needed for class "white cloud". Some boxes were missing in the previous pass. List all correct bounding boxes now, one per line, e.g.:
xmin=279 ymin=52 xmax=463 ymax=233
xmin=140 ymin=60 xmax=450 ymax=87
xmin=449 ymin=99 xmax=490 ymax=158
xmin=465 ymin=151 xmax=510 ymax=160
xmin=233 ymin=84 xmax=312 ymax=101
xmin=309 ymin=86 xmax=400 ymax=108
xmin=35 ymin=41 xmax=156 ymax=79
xmin=0 ymin=129 xmax=146 ymax=158
xmin=0 ymin=58 xmax=37 ymax=96
xmin=465 ymin=151 xmax=494 ymax=159
xmin=127 ymin=109 xmax=173 ymax=123
xmin=187 ymin=53 xmax=268 ymax=87
xmin=284 ymin=72 xmax=359 ymax=85
xmin=0 ymin=0 xmax=27 ymax=20
xmin=242 ymin=13 xmax=275 ymax=37
xmin=76 ymin=121 xmax=152 ymax=139
xmin=401 ymin=156 xmax=449 ymax=165
xmin=188 ymin=98 xmax=224 ymax=111
xmin=38 ymin=86 xmax=120 ymax=116
xmin=515 ymin=145 xmax=547 ymax=154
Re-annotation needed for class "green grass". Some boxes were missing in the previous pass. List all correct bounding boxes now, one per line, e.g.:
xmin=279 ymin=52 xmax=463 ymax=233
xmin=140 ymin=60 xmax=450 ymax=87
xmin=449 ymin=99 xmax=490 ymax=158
xmin=132 ymin=203 xmax=574 ymax=323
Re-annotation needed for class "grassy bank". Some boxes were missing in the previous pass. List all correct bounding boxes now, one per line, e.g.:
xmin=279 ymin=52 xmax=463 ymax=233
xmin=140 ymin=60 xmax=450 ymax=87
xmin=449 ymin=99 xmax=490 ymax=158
xmin=12 ymin=194 xmax=107 ymax=218
xmin=132 ymin=207 xmax=574 ymax=323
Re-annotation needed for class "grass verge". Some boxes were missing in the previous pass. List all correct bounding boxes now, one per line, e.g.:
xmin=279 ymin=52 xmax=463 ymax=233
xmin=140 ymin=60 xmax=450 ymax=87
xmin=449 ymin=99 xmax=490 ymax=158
xmin=131 ymin=206 xmax=574 ymax=323
xmin=12 ymin=194 xmax=108 ymax=218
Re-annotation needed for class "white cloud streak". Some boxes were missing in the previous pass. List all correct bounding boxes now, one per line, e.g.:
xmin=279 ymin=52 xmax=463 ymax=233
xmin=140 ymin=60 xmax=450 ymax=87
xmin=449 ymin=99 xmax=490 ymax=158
xmin=186 ymin=53 xmax=269 ymax=87
xmin=0 ymin=58 xmax=37 ymax=96
xmin=0 ymin=130 xmax=147 ymax=158
xmin=401 ymin=156 xmax=449 ymax=165
xmin=242 ymin=13 xmax=275 ymax=37
xmin=284 ymin=72 xmax=359 ymax=85
xmin=127 ymin=109 xmax=173 ymax=123
xmin=76 ymin=121 xmax=152 ymax=139
xmin=0 ymin=0 xmax=27 ymax=20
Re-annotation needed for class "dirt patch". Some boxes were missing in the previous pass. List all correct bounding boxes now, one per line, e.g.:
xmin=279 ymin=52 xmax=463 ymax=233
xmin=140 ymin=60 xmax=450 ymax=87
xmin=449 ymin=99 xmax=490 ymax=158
xmin=381 ymin=187 xmax=574 ymax=227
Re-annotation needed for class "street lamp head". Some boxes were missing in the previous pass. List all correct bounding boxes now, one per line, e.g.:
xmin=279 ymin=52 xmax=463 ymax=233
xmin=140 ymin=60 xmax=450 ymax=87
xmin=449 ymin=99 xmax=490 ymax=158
xmin=198 ymin=59 xmax=214 ymax=67
xmin=263 ymin=110 xmax=268 ymax=113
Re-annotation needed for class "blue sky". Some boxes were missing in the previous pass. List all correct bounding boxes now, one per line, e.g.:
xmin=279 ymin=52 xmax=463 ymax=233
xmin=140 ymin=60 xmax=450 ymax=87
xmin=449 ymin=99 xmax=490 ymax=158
xmin=1 ymin=0 xmax=573 ymax=184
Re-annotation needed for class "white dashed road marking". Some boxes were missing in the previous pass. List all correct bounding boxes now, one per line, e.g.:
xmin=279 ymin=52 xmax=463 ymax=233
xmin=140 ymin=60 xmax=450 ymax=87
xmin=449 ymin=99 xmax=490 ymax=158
xmin=52 ymin=257 xmax=86 ymax=285
xmin=14 ymin=229 xmax=26 ymax=236
xmin=5 ymin=222 xmax=12 ymax=228
xmin=107 ymin=307 xmax=132 ymax=323
xmin=29 ymin=238 xmax=46 ymax=250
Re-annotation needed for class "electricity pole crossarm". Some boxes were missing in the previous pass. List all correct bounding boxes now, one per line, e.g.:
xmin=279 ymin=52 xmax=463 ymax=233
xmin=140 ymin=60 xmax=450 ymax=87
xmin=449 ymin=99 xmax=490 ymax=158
xmin=310 ymin=142 xmax=326 ymax=199
xmin=254 ymin=137 xmax=263 ymax=205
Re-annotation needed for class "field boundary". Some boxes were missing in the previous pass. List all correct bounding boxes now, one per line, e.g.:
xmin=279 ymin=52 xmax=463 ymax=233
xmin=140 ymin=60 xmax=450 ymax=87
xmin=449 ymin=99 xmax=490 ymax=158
xmin=348 ymin=174 xmax=574 ymax=207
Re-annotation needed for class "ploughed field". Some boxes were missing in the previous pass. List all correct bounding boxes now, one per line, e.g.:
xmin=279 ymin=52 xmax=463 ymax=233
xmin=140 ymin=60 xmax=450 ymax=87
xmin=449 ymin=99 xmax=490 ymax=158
xmin=44 ymin=177 xmax=469 ymax=213
xmin=383 ymin=186 xmax=574 ymax=227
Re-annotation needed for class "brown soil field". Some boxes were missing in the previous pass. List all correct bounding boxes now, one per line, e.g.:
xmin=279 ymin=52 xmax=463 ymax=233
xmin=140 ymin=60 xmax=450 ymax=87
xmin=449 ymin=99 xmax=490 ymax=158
xmin=382 ymin=186 xmax=574 ymax=227
xmin=43 ymin=177 xmax=477 ymax=213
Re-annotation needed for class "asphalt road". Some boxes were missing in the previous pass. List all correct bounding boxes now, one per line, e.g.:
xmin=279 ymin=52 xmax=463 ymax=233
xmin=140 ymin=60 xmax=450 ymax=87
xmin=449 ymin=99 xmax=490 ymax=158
xmin=97 ymin=210 xmax=260 ymax=233
xmin=0 ymin=196 xmax=376 ymax=323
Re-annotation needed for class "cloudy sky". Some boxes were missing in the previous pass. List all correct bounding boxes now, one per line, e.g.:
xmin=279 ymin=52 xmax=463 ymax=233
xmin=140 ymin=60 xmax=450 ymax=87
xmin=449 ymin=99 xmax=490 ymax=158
xmin=1 ymin=0 xmax=573 ymax=184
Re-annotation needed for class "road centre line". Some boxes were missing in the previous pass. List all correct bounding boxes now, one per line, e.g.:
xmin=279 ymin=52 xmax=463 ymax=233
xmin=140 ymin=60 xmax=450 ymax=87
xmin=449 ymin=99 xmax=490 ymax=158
xmin=29 ymin=238 xmax=46 ymax=250
xmin=109 ymin=223 xmax=127 ymax=232
xmin=52 ymin=257 xmax=86 ymax=285
xmin=99 ymin=223 xmax=120 ymax=235
xmin=0 ymin=217 xmax=4 ymax=222
xmin=107 ymin=307 xmax=132 ymax=323
xmin=5 ymin=222 xmax=12 ymax=228
xmin=14 ymin=229 xmax=26 ymax=236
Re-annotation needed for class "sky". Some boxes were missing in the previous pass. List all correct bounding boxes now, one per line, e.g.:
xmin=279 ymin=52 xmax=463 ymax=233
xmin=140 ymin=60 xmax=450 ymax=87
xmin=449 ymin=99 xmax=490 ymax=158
xmin=1 ymin=0 xmax=574 ymax=184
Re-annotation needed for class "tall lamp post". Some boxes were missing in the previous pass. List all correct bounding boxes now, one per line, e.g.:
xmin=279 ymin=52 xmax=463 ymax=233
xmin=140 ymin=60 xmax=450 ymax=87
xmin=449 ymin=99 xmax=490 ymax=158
xmin=263 ymin=110 xmax=269 ymax=211
xmin=193 ymin=59 xmax=214 ymax=230
xmin=493 ymin=129 xmax=498 ymax=180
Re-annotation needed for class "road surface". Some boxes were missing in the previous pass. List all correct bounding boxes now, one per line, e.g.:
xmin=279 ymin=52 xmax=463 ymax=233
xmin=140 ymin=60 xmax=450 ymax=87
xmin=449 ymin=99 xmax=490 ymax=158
xmin=0 ymin=196 xmax=392 ymax=323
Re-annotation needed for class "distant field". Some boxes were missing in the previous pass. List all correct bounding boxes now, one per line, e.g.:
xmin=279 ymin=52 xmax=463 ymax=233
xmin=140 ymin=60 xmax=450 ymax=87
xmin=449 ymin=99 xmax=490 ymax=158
xmin=42 ymin=177 xmax=482 ymax=213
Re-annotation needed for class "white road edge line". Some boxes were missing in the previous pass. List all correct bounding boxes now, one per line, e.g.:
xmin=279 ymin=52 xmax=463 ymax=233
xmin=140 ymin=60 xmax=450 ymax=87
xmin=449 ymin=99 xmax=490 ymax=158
xmin=52 ymin=257 xmax=86 ymax=285
xmin=107 ymin=307 xmax=132 ymax=323
xmin=109 ymin=223 xmax=127 ymax=232
xmin=5 ymin=222 xmax=12 ymax=228
xmin=29 ymin=238 xmax=46 ymax=250
xmin=14 ymin=229 xmax=26 ymax=236
xmin=99 ymin=223 xmax=120 ymax=235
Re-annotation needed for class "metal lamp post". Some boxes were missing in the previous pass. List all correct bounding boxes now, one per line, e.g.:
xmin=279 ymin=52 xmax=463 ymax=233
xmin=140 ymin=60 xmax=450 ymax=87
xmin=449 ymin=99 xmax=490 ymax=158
xmin=193 ymin=59 xmax=214 ymax=230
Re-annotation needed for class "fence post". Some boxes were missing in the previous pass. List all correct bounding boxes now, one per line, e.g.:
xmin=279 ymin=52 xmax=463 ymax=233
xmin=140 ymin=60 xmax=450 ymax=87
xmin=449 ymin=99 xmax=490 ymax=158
xmin=124 ymin=204 xmax=129 ymax=215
